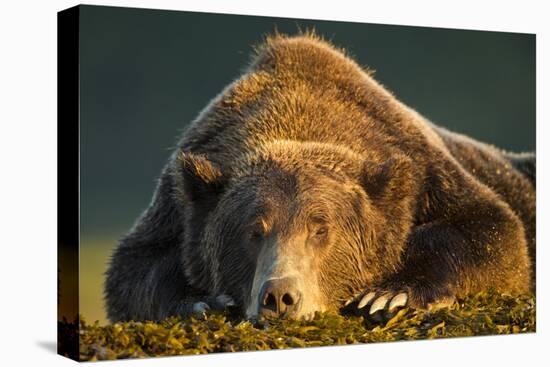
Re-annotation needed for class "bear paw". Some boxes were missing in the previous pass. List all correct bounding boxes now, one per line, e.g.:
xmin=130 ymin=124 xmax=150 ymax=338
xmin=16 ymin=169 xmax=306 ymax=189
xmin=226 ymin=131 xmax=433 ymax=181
xmin=191 ymin=294 xmax=236 ymax=316
xmin=344 ymin=289 xmax=409 ymax=323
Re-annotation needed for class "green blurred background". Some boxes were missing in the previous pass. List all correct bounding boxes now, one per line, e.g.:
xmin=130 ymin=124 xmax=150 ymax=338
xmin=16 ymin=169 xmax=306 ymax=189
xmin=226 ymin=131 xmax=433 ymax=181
xmin=78 ymin=5 xmax=535 ymax=324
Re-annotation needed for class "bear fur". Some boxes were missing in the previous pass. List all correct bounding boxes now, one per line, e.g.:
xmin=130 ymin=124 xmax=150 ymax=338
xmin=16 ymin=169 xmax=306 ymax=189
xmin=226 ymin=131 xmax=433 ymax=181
xmin=105 ymin=33 xmax=535 ymax=322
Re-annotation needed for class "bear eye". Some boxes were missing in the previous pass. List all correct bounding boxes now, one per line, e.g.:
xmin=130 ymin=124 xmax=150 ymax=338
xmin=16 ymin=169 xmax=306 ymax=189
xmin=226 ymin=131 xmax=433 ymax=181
xmin=314 ymin=226 xmax=328 ymax=237
xmin=248 ymin=219 xmax=268 ymax=241
xmin=249 ymin=229 xmax=264 ymax=241
xmin=309 ymin=216 xmax=329 ymax=239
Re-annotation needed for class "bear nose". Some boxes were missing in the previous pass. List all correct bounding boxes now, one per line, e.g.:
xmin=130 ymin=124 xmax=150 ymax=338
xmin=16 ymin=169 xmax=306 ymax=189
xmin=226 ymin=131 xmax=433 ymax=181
xmin=258 ymin=277 xmax=302 ymax=317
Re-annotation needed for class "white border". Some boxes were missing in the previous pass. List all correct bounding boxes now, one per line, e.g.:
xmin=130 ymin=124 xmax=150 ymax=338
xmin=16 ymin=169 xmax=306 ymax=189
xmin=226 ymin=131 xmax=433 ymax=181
xmin=0 ymin=0 xmax=547 ymax=366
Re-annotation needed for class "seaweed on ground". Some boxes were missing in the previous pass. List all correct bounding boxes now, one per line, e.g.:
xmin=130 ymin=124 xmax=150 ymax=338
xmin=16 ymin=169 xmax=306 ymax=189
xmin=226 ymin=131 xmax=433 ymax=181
xmin=75 ymin=290 xmax=535 ymax=361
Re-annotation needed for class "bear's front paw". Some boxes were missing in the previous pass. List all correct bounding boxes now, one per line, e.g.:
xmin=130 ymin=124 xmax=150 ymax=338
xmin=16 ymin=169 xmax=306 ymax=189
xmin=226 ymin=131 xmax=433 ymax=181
xmin=191 ymin=294 xmax=236 ymax=316
xmin=344 ymin=289 xmax=408 ymax=323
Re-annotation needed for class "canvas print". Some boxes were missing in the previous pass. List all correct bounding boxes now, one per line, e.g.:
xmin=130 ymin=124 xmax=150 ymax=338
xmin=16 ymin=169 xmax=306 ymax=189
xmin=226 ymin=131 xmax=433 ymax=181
xmin=58 ymin=4 xmax=536 ymax=361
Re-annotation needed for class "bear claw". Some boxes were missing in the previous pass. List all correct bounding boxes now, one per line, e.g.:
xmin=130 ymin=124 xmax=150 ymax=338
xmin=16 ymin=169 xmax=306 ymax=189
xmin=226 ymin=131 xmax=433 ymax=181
xmin=388 ymin=292 xmax=408 ymax=312
xmin=215 ymin=294 xmax=236 ymax=307
xmin=369 ymin=295 xmax=389 ymax=315
xmin=192 ymin=301 xmax=210 ymax=314
xmin=358 ymin=292 xmax=376 ymax=309
xmin=348 ymin=290 xmax=409 ymax=322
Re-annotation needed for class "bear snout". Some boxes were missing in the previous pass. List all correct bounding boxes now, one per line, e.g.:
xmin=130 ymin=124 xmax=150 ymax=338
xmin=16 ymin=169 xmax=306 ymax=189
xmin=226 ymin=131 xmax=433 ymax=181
xmin=258 ymin=277 xmax=303 ymax=318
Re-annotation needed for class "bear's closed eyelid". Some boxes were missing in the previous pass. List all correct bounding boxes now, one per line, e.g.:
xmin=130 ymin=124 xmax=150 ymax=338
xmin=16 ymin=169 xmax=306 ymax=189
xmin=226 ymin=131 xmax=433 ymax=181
xmin=308 ymin=218 xmax=329 ymax=238
xmin=247 ymin=218 xmax=269 ymax=237
xmin=248 ymin=229 xmax=264 ymax=241
xmin=313 ymin=226 xmax=328 ymax=236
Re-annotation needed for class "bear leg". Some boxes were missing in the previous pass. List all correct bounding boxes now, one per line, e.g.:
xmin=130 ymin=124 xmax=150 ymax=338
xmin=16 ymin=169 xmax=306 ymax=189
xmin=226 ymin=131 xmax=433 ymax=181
xmin=346 ymin=179 xmax=531 ymax=322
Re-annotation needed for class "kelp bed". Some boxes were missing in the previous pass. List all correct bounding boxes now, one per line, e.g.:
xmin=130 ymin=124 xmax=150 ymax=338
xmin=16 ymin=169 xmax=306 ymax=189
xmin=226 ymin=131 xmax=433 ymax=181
xmin=74 ymin=291 xmax=535 ymax=361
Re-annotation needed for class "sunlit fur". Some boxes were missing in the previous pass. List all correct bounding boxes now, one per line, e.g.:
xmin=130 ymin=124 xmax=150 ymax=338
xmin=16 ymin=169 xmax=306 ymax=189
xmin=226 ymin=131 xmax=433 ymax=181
xmin=105 ymin=32 xmax=535 ymax=322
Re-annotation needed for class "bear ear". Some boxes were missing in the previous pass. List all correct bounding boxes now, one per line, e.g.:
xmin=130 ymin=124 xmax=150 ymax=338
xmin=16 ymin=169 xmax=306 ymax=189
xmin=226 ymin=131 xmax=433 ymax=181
xmin=176 ymin=152 xmax=227 ymax=202
xmin=359 ymin=154 xmax=413 ymax=203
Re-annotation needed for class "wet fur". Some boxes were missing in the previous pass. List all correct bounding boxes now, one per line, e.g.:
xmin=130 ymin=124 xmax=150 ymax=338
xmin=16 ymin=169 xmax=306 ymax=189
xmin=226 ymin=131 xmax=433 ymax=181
xmin=105 ymin=33 xmax=535 ymax=322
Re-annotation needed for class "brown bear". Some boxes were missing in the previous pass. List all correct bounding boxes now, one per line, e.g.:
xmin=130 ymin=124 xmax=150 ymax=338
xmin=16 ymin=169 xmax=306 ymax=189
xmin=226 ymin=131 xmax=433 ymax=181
xmin=105 ymin=33 xmax=535 ymax=322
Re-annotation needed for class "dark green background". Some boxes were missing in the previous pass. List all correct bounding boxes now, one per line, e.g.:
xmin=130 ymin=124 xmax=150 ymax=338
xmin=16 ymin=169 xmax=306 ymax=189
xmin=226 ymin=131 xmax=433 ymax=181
xmin=79 ymin=5 xmax=536 ymax=236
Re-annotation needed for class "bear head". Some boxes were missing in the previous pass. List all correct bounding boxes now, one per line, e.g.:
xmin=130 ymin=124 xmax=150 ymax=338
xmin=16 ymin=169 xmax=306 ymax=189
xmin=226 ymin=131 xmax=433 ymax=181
xmin=173 ymin=139 xmax=415 ymax=319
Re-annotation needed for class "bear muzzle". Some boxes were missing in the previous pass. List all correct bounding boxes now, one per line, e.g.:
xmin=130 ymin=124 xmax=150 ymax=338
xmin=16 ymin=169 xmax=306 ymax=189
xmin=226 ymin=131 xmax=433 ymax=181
xmin=257 ymin=277 xmax=303 ymax=318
